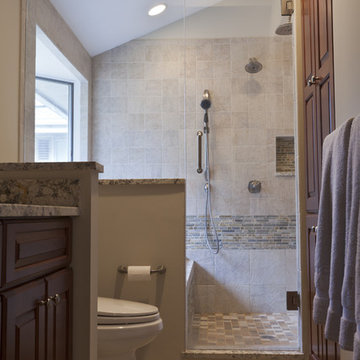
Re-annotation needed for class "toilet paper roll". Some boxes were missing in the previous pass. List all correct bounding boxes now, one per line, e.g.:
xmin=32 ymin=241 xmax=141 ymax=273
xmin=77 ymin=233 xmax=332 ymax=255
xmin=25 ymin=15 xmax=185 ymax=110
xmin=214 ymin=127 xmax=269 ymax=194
xmin=127 ymin=266 xmax=151 ymax=281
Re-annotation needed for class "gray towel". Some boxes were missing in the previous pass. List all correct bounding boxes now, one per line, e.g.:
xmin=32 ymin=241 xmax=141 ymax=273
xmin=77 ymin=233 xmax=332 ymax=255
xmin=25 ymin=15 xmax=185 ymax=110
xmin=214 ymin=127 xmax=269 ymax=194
xmin=339 ymin=115 xmax=360 ymax=351
xmin=313 ymin=130 xmax=335 ymax=325
xmin=313 ymin=118 xmax=353 ymax=332
xmin=355 ymin=208 xmax=360 ymax=358
xmin=325 ymin=118 xmax=353 ymax=342
xmin=353 ymin=116 xmax=360 ymax=357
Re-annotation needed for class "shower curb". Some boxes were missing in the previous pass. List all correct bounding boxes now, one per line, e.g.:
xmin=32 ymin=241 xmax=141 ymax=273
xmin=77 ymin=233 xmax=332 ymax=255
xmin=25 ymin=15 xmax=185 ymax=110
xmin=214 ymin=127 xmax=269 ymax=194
xmin=182 ymin=350 xmax=305 ymax=360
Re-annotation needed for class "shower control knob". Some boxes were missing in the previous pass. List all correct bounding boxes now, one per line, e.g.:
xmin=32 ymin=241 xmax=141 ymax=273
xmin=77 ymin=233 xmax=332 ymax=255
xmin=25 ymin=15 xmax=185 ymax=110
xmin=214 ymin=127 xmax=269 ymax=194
xmin=307 ymin=75 xmax=322 ymax=87
xmin=248 ymin=180 xmax=261 ymax=193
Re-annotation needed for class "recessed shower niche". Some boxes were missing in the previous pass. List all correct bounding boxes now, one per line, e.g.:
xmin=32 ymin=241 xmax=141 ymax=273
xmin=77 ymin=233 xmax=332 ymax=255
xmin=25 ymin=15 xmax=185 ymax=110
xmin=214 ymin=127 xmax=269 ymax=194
xmin=276 ymin=136 xmax=295 ymax=175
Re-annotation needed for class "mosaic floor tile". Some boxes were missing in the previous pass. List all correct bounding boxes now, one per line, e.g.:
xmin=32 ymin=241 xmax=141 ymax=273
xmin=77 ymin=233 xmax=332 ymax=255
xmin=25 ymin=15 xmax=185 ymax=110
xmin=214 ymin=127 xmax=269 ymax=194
xmin=189 ymin=312 xmax=298 ymax=350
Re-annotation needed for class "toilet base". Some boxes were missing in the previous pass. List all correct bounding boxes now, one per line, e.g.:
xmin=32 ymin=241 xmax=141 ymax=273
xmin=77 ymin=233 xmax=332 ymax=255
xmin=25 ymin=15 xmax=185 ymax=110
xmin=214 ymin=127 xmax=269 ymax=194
xmin=98 ymin=317 xmax=163 ymax=360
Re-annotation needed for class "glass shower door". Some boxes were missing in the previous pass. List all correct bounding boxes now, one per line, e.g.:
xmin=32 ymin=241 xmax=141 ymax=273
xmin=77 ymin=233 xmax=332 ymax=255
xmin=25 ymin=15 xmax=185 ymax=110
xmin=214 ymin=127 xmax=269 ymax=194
xmin=184 ymin=0 xmax=299 ymax=351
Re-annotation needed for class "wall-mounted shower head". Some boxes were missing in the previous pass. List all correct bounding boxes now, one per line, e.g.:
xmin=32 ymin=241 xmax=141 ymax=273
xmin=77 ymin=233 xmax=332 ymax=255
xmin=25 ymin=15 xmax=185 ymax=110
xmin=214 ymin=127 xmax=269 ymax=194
xmin=200 ymin=89 xmax=211 ymax=111
xmin=276 ymin=0 xmax=294 ymax=35
xmin=245 ymin=58 xmax=263 ymax=74
xmin=275 ymin=20 xmax=292 ymax=35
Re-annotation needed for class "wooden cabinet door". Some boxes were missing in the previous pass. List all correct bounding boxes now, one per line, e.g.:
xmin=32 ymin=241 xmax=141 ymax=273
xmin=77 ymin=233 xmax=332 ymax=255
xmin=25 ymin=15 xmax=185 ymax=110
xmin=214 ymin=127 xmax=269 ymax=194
xmin=303 ymin=0 xmax=320 ymax=212
xmin=2 ymin=278 xmax=46 ymax=360
xmin=46 ymin=269 xmax=72 ymax=360
xmin=302 ymin=0 xmax=335 ymax=213
xmin=302 ymin=0 xmax=315 ymax=86
xmin=304 ymin=88 xmax=320 ymax=212
xmin=313 ymin=0 xmax=335 ymax=188
xmin=4 ymin=218 xmax=71 ymax=288
xmin=306 ymin=215 xmax=339 ymax=360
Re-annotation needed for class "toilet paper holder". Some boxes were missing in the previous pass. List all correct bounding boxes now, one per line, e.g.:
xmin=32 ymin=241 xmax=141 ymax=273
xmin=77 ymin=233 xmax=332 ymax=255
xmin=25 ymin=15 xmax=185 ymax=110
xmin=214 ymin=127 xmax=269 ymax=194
xmin=117 ymin=265 xmax=166 ymax=275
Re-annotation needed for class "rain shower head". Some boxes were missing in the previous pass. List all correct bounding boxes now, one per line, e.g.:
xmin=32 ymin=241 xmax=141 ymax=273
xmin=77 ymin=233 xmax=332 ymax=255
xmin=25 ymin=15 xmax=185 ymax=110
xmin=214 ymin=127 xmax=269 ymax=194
xmin=201 ymin=89 xmax=211 ymax=111
xmin=245 ymin=58 xmax=263 ymax=74
xmin=275 ymin=21 xmax=292 ymax=35
xmin=276 ymin=13 xmax=293 ymax=35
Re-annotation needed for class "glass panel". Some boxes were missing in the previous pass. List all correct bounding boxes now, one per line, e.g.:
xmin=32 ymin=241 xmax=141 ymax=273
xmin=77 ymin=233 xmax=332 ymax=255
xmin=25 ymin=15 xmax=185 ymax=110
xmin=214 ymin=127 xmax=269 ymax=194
xmin=35 ymin=77 xmax=73 ymax=162
xmin=184 ymin=0 xmax=299 ymax=351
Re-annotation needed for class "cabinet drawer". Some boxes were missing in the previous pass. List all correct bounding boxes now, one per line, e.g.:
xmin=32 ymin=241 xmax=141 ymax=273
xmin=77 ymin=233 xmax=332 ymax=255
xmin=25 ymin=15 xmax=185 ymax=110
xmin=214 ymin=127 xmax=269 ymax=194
xmin=2 ymin=218 xmax=71 ymax=287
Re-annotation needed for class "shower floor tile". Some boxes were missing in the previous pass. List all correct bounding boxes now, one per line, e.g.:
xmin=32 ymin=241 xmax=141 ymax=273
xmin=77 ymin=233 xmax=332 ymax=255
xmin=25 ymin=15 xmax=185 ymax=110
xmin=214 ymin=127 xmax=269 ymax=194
xmin=189 ymin=312 xmax=298 ymax=350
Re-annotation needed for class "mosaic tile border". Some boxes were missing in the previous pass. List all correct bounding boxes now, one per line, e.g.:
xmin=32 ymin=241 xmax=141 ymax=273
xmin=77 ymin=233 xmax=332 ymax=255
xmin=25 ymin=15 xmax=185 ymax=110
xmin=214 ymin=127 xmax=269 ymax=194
xmin=186 ymin=215 xmax=296 ymax=250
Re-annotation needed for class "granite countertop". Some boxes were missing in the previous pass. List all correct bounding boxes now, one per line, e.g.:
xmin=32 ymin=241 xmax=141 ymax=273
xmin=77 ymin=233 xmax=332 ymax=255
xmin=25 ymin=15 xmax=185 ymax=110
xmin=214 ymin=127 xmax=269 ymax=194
xmin=0 ymin=162 xmax=103 ymax=172
xmin=0 ymin=203 xmax=80 ymax=217
xmin=99 ymin=178 xmax=185 ymax=185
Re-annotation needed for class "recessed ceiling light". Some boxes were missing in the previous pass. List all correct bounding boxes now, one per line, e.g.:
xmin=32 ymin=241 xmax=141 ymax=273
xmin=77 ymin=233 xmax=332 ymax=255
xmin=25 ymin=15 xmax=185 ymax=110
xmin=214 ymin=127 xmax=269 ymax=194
xmin=148 ymin=3 xmax=167 ymax=16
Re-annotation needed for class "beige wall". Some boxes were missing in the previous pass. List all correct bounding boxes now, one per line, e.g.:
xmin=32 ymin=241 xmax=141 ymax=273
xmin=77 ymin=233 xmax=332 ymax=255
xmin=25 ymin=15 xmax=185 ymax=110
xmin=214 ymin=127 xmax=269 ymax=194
xmin=0 ymin=0 xmax=92 ymax=162
xmin=333 ymin=0 xmax=360 ymax=127
xmin=98 ymin=183 xmax=185 ymax=360
xmin=24 ymin=0 xmax=92 ymax=161
xmin=333 ymin=1 xmax=360 ymax=358
xmin=0 ymin=0 xmax=22 ymax=161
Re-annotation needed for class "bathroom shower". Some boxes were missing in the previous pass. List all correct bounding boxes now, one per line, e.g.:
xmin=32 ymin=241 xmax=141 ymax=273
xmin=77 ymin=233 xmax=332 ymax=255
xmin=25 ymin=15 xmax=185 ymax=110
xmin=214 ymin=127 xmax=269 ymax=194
xmin=197 ymin=90 xmax=221 ymax=254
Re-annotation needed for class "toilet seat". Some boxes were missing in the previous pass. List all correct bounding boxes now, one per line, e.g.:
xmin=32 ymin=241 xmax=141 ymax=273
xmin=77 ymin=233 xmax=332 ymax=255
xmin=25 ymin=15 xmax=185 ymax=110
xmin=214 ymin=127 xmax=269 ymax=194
xmin=98 ymin=297 xmax=160 ymax=325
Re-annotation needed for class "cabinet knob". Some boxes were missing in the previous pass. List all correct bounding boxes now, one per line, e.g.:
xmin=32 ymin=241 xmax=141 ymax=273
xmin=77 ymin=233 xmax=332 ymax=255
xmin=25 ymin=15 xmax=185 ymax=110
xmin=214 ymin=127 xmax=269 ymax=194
xmin=307 ymin=75 xmax=322 ymax=87
xmin=50 ymin=294 xmax=61 ymax=305
xmin=311 ymin=225 xmax=318 ymax=233
xmin=38 ymin=298 xmax=51 ymax=306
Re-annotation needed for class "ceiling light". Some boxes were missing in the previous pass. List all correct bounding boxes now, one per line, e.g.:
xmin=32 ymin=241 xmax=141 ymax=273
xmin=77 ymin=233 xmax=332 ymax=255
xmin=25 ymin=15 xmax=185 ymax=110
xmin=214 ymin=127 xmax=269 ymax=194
xmin=148 ymin=4 xmax=167 ymax=16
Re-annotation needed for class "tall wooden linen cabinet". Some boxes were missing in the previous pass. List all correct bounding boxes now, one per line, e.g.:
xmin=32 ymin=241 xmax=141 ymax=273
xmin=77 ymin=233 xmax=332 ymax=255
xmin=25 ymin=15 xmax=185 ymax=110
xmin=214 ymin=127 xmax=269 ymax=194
xmin=301 ymin=0 xmax=338 ymax=358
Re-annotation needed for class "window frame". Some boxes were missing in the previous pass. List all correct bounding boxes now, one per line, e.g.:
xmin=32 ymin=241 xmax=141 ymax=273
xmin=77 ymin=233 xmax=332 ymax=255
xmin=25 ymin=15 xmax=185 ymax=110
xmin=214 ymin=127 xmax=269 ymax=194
xmin=35 ymin=76 xmax=75 ymax=162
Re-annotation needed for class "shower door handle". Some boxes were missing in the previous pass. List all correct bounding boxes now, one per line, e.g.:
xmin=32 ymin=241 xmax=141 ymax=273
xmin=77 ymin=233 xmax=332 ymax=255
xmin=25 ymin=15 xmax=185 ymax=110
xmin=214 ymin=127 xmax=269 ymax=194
xmin=197 ymin=131 xmax=203 ymax=174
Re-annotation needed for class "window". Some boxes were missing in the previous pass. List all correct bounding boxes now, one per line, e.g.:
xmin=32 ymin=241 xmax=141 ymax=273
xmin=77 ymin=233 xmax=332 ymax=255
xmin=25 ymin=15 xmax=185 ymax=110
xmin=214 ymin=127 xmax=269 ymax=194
xmin=31 ymin=26 xmax=89 ymax=163
xmin=35 ymin=77 xmax=74 ymax=162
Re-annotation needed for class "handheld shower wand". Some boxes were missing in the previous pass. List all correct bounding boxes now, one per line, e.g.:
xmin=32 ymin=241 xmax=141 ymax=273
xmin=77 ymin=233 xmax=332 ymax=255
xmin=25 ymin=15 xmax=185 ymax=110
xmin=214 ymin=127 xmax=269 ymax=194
xmin=197 ymin=89 xmax=221 ymax=254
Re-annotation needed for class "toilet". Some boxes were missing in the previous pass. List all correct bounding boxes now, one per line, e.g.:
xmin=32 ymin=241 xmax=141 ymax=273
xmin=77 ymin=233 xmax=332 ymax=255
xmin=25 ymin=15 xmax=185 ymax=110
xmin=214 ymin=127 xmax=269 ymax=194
xmin=97 ymin=297 xmax=163 ymax=360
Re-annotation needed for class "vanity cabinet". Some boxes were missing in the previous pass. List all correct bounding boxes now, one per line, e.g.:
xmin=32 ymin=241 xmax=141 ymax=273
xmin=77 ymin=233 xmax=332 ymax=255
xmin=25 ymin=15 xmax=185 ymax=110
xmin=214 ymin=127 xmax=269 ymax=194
xmin=0 ymin=218 xmax=72 ymax=360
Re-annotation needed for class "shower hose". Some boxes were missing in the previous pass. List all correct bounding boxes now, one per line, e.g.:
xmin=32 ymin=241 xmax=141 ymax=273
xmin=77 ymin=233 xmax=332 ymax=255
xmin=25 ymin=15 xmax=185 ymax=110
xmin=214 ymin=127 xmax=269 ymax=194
xmin=203 ymin=130 xmax=222 ymax=254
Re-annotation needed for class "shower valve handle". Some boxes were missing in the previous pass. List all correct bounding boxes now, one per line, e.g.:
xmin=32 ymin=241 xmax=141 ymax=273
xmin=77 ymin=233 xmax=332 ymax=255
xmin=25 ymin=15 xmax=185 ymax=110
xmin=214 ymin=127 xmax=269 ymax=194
xmin=197 ymin=131 xmax=203 ymax=174
xmin=307 ymin=75 xmax=322 ymax=87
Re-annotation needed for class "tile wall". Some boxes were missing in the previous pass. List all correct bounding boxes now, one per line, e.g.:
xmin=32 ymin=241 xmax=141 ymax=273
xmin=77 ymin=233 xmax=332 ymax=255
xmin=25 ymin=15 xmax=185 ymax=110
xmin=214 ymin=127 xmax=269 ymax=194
xmin=92 ymin=37 xmax=295 ymax=217
xmin=187 ymin=248 xmax=297 ymax=313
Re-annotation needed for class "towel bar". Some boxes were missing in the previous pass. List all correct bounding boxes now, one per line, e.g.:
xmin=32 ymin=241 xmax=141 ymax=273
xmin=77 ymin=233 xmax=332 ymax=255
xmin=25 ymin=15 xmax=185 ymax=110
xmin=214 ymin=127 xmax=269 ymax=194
xmin=117 ymin=265 xmax=166 ymax=275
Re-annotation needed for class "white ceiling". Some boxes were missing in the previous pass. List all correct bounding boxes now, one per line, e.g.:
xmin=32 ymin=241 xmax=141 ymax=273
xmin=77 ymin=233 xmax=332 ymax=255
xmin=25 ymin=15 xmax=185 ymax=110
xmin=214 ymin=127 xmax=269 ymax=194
xmin=49 ymin=0 xmax=283 ymax=57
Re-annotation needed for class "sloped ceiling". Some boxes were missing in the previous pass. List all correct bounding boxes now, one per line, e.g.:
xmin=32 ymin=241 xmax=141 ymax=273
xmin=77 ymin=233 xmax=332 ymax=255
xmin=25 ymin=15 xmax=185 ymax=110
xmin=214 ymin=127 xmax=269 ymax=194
xmin=49 ymin=0 xmax=282 ymax=57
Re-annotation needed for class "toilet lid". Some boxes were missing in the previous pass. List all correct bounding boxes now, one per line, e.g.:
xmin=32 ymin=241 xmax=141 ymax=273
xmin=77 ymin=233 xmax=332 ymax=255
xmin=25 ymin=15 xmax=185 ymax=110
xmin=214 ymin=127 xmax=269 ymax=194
xmin=97 ymin=312 xmax=160 ymax=325
xmin=97 ymin=297 xmax=160 ymax=325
